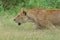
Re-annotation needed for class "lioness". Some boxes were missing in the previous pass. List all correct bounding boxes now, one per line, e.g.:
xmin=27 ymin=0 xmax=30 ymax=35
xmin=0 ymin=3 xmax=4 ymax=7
xmin=14 ymin=8 xmax=60 ymax=30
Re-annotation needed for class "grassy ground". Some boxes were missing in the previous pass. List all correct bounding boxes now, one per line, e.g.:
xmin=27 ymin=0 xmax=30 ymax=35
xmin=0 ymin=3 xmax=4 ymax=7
xmin=0 ymin=11 xmax=60 ymax=40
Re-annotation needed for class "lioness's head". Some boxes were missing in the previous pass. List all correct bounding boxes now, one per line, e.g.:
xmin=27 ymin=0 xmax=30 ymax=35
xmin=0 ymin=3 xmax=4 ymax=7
xmin=14 ymin=9 xmax=30 ymax=25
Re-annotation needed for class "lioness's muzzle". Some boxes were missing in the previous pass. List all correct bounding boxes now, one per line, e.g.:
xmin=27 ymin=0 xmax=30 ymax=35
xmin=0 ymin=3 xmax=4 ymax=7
xmin=14 ymin=19 xmax=15 ymax=21
xmin=18 ymin=23 xmax=21 ymax=25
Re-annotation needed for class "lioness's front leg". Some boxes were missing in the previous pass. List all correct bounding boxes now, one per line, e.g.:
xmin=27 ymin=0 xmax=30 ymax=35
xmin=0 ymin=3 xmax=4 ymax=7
xmin=39 ymin=20 xmax=56 ymax=30
xmin=32 ymin=23 xmax=41 ymax=30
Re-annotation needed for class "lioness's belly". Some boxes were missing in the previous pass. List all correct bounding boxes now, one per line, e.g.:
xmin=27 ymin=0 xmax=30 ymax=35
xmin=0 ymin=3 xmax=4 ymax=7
xmin=48 ymin=13 xmax=60 ymax=25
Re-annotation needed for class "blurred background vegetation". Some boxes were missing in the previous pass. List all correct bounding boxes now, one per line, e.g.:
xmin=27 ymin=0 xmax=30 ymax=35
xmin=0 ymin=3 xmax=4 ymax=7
xmin=0 ymin=0 xmax=60 ymax=15
xmin=0 ymin=0 xmax=60 ymax=40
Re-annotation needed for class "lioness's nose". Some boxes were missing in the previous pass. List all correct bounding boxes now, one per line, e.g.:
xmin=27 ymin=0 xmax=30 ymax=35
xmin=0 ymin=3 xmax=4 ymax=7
xmin=14 ymin=19 xmax=15 ymax=21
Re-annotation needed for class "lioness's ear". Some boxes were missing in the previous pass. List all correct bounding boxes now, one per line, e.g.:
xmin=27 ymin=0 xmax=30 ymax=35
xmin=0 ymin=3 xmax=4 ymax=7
xmin=21 ymin=8 xmax=27 ymax=16
xmin=23 ymin=10 xmax=27 ymax=16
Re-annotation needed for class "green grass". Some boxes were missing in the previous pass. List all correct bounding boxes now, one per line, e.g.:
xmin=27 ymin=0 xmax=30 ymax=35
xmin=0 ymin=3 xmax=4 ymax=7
xmin=0 ymin=0 xmax=60 ymax=40
xmin=0 ymin=11 xmax=60 ymax=40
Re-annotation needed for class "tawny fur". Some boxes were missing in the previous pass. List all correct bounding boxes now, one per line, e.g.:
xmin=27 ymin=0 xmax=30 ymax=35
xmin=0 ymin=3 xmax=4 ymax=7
xmin=14 ymin=8 xmax=60 ymax=30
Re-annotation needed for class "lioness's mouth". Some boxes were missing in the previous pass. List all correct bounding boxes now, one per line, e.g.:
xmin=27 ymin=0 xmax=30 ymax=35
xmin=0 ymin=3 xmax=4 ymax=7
xmin=18 ymin=23 xmax=21 ymax=25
